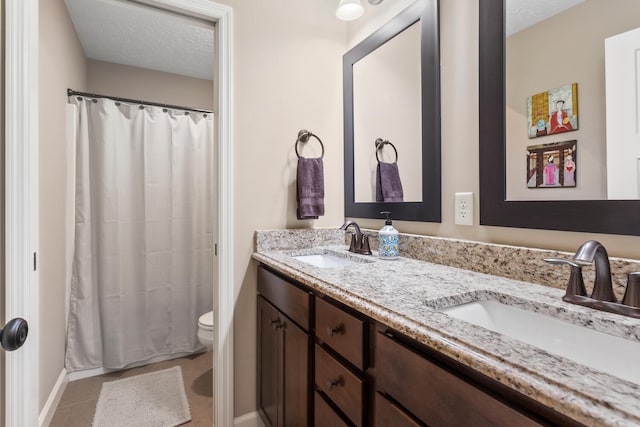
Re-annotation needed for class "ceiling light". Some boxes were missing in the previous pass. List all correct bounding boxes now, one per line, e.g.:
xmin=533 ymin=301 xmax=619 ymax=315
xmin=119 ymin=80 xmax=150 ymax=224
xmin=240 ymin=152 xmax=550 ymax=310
xmin=336 ymin=0 xmax=364 ymax=21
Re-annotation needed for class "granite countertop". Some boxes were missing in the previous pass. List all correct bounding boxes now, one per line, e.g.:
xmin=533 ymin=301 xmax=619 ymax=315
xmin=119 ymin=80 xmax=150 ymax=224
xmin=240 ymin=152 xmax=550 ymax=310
xmin=253 ymin=245 xmax=640 ymax=427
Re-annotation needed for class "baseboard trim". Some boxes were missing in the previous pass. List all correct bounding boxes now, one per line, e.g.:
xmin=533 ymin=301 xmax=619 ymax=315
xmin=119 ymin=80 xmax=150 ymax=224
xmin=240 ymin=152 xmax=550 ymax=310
xmin=39 ymin=369 xmax=68 ymax=427
xmin=234 ymin=411 xmax=265 ymax=427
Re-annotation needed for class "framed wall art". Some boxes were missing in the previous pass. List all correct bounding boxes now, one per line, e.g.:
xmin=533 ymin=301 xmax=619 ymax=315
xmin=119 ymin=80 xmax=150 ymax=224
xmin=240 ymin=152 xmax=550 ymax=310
xmin=527 ymin=140 xmax=577 ymax=188
xmin=527 ymin=83 xmax=579 ymax=138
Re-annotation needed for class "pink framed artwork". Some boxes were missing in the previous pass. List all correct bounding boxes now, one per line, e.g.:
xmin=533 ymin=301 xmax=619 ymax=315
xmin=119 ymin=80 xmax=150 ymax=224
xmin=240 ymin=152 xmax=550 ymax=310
xmin=527 ymin=140 xmax=577 ymax=188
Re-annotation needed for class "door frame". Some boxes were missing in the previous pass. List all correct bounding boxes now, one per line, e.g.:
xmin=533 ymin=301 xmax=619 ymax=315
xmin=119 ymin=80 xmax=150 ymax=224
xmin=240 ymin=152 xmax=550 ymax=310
xmin=5 ymin=0 xmax=39 ymax=426
xmin=5 ymin=0 xmax=235 ymax=426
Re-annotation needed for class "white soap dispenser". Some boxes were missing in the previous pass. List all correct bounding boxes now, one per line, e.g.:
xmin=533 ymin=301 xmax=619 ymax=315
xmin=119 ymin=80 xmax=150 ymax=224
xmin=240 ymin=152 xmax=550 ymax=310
xmin=378 ymin=211 xmax=399 ymax=260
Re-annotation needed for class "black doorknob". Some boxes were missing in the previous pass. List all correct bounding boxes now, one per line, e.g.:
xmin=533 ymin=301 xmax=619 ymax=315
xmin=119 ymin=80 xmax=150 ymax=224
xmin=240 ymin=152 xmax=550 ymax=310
xmin=0 ymin=318 xmax=28 ymax=351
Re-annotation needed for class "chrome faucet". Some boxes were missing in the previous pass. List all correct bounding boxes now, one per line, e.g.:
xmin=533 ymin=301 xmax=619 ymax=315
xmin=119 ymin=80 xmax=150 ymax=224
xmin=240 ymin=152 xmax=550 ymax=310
xmin=340 ymin=221 xmax=372 ymax=255
xmin=573 ymin=240 xmax=616 ymax=302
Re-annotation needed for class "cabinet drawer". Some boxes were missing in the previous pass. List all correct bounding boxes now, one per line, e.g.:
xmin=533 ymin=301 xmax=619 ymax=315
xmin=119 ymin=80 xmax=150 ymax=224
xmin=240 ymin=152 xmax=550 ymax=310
xmin=374 ymin=392 xmax=422 ymax=427
xmin=376 ymin=331 xmax=542 ymax=427
xmin=314 ymin=391 xmax=350 ymax=427
xmin=316 ymin=297 xmax=366 ymax=370
xmin=315 ymin=345 xmax=364 ymax=427
xmin=258 ymin=266 xmax=310 ymax=331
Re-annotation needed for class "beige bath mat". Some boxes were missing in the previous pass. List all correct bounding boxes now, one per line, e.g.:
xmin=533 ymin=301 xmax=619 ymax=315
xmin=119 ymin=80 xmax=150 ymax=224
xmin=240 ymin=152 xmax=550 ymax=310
xmin=92 ymin=366 xmax=191 ymax=427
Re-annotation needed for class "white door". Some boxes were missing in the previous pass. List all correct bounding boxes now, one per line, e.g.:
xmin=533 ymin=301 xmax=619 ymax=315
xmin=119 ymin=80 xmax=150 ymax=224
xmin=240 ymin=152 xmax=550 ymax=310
xmin=605 ymin=26 xmax=640 ymax=199
xmin=3 ymin=0 xmax=39 ymax=426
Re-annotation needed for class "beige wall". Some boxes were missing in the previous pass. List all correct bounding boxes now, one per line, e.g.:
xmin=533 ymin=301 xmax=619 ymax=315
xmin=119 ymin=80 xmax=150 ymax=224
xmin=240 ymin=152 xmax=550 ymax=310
xmin=217 ymin=0 xmax=347 ymax=416
xmin=506 ymin=0 xmax=640 ymax=200
xmin=38 ymin=0 xmax=87 ymax=411
xmin=87 ymin=59 xmax=214 ymax=111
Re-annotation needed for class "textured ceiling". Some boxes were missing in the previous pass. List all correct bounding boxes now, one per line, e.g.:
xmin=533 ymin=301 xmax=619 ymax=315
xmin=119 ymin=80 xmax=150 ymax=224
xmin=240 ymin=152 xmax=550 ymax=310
xmin=507 ymin=0 xmax=586 ymax=36
xmin=64 ymin=0 xmax=215 ymax=80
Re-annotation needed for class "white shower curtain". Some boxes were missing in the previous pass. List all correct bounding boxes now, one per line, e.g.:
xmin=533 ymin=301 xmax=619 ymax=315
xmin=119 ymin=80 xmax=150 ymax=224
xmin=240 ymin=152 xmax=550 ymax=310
xmin=65 ymin=96 xmax=214 ymax=372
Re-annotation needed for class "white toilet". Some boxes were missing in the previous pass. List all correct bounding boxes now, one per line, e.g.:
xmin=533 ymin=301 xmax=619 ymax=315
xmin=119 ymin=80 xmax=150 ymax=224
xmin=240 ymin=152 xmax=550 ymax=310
xmin=197 ymin=311 xmax=214 ymax=350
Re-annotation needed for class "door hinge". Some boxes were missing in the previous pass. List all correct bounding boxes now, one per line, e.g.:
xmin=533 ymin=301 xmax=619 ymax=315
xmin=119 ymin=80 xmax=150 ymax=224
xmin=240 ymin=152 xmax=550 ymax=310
xmin=215 ymin=243 xmax=218 ymax=256
xmin=33 ymin=252 xmax=37 ymax=271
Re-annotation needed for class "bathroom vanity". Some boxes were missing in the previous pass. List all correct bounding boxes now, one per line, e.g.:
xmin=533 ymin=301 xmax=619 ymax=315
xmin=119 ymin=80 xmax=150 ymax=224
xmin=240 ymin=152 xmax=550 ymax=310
xmin=257 ymin=265 xmax=581 ymax=427
xmin=253 ymin=230 xmax=640 ymax=427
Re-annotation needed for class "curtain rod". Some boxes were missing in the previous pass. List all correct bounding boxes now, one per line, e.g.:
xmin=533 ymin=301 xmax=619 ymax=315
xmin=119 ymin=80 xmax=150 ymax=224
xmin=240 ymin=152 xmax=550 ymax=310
xmin=67 ymin=89 xmax=213 ymax=114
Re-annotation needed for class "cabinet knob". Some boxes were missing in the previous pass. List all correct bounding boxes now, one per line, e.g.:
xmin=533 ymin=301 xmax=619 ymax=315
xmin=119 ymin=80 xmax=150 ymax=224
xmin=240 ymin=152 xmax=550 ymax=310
xmin=270 ymin=318 xmax=285 ymax=330
xmin=327 ymin=376 xmax=344 ymax=390
xmin=270 ymin=318 xmax=280 ymax=330
xmin=326 ymin=324 xmax=344 ymax=337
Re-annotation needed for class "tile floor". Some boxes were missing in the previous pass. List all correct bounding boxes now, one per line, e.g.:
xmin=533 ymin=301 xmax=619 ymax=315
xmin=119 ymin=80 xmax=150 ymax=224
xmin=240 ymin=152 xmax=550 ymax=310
xmin=50 ymin=351 xmax=213 ymax=426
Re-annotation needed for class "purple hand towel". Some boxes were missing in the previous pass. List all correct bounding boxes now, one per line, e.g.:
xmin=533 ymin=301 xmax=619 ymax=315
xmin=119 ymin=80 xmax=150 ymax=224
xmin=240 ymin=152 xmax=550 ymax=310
xmin=297 ymin=157 xmax=325 ymax=219
xmin=376 ymin=162 xmax=404 ymax=202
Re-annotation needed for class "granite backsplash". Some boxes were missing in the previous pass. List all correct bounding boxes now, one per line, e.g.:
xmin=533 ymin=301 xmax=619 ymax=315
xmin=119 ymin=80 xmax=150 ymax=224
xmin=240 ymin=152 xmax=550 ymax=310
xmin=255 ymin=228 xmax=640 ymax=301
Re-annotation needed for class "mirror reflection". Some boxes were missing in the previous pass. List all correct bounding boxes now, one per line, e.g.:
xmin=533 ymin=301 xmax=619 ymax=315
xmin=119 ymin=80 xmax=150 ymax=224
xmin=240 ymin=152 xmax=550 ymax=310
xmin=353 ymin=21 xmax=422 ymax=203
xmin=505 ymin=0 xmax=640 ymax=201
xmin=344 ymin=0 xmax=440 ymax=222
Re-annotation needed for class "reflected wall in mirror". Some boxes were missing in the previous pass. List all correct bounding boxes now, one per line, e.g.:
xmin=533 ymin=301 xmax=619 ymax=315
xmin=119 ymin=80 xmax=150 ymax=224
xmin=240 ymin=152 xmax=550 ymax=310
xmin=344 ymin=0 xmax=441 ymax=221
xmin=353 ymin=21 xmax=422 ymax=203
xmin=505 ymin=0 xmax=640 ymax=201
xmin=479 ymin=0 xmax=640 ymax=235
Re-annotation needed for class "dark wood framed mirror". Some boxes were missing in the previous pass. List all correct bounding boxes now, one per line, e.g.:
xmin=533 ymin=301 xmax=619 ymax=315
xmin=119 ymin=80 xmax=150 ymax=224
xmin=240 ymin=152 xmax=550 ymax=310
xmin=479 ymin=0 xmax=640 ymax=235
xmin=344 ymin=0 xmax=441 ymax=222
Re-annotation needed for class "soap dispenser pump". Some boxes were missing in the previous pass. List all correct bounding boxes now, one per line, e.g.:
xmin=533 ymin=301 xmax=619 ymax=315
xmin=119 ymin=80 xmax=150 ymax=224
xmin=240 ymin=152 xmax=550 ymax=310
xmin=378 ymin=211 xmax=399 ymax=260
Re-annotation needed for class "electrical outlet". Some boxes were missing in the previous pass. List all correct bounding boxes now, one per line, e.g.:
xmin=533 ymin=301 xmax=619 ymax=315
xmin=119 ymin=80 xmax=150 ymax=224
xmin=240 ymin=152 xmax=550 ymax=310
xmin=455 ymin=192 xmax=474 ymax=225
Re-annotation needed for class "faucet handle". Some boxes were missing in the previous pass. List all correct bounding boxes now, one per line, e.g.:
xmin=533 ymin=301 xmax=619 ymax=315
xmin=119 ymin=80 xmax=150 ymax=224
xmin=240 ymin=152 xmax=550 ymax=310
xmin=359 ymin=234 xmax=372 ymax=255
xmin=544 ymin=258 xmax=583 ymax=268
xmin=544 ymin=258 xmax=587 ymax=297
xmin=622 ymin=272 xmax=640 ymax=308
xmin=347 ymin=233 xmax=358 ymax=253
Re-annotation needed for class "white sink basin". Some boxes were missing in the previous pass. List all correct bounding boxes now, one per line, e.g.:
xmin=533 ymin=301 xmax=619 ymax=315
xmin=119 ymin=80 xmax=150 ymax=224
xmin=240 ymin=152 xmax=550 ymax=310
xmin=293 ymin=253 xmax=363 ymax=269
xmin=440 ymin=299 xmax=640 ymax=385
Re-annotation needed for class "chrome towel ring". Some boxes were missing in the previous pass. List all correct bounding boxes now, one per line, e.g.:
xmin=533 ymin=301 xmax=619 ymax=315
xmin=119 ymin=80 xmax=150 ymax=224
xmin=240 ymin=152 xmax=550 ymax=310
xmin=295 ymin=129 xmax=325 ymax=159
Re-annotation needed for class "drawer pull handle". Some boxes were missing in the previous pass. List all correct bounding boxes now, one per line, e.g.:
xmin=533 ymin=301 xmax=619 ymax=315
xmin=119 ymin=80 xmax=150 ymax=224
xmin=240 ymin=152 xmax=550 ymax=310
xmin=327 ymin=376 xmax=344 ymax=390
xmin=326 ymin=324 xmax=344 ymax=337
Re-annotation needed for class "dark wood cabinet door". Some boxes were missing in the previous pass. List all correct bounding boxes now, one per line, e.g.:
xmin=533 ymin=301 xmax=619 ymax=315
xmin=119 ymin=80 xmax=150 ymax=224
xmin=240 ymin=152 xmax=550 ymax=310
xmin=258 ymin=297 xmax=282 ymax=427
xmin=282 ymin=316 xmax=310 ymax=427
